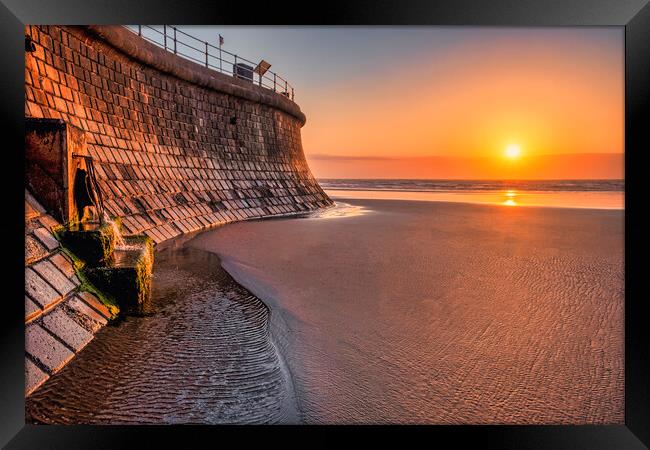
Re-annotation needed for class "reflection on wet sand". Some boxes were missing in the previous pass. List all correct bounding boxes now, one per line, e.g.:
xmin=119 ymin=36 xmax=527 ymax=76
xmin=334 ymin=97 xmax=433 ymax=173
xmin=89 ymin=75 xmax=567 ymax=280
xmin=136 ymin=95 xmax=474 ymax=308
xmin=503 ymin=190 xmax=518 ymax=206
xmin=325 ymin=189 xmax=624 ymax=210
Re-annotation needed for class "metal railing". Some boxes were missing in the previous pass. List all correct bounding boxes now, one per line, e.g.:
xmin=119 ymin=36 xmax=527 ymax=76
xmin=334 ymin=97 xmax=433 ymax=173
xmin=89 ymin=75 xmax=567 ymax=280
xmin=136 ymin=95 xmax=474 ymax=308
xmin=126 ymin=25 xmax=295 ymax=101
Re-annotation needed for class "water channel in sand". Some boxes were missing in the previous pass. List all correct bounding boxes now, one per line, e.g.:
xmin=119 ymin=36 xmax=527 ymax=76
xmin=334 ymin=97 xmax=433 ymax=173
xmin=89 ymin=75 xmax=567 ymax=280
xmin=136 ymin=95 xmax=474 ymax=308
xmin=26 ymin=241 xmax=299 ymax=424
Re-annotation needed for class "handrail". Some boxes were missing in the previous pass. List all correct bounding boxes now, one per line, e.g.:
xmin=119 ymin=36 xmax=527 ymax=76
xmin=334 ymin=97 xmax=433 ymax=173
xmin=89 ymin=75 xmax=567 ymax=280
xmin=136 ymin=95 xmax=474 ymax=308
xmin=125 ymin=25 xmax=295 ymax=101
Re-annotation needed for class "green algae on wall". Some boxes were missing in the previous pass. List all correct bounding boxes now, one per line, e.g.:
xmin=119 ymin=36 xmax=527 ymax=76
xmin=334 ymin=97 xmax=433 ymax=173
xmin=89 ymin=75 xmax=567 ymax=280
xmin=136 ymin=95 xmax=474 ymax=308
xmin=56 ymin=222 xmax=117 ymax=267
xmin=53 ymin=218 xmax=154 ymax=316
xmin=84 ymin=235 xmax=154 ymax=313
xmin=57 ymin=245 xmax=120 ymax=319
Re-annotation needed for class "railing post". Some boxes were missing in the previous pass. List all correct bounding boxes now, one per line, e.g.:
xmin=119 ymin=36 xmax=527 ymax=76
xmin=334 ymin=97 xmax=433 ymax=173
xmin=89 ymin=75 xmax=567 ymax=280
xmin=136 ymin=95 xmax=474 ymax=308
xmin=138 ymin=25 xmax=141 ymax=36
xmin=163 ymin=25 xmax=167 ymax=50
xmin=273 ymin=73 xmax=276 ymax=92
xmin=219 ymin=45 xmax=223 ymax=72
xmin=234 ymin=55 xmax=238 ymax=77
xmin=285 ymin=80 xmax=288 ymax=96
xmin=173 ymin=27 xmax=177 ymax=54
xmin=205 ymin=42 xmax=208 ymax=67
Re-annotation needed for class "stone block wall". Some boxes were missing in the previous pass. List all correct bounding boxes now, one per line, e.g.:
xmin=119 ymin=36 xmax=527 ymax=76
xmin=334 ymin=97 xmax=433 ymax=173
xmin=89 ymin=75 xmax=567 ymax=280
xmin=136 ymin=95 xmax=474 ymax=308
xmin=25 ymin=190 xmax=113 ymax=396
xmin=25 ymin=25 xmax=332 ymax=244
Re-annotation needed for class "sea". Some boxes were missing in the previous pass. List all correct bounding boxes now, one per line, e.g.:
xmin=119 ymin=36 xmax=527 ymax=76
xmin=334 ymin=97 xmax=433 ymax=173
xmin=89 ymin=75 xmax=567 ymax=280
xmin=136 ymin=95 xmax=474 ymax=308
xmin=319 ymin=179 xmax=624 ymax=210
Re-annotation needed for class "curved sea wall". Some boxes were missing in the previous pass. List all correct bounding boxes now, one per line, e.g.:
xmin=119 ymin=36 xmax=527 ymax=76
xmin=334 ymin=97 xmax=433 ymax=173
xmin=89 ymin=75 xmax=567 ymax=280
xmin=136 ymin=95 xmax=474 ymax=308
xmin=25 ymin=25 xmax=332 ymax=244
xmin=24 ymin=25 xmax=331 ymax=398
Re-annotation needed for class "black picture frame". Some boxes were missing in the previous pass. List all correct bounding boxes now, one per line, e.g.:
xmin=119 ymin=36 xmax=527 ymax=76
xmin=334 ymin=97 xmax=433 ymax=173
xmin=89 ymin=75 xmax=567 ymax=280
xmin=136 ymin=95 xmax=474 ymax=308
xmin=1 ymin=0 xmax=648 ymax=448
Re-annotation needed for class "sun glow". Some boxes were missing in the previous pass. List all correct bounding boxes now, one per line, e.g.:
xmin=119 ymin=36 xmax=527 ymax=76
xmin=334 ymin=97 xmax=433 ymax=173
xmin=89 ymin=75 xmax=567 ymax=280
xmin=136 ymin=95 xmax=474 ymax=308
xmin=505 ymin=144 xmax=522 ymax=159
xmin=503 ymin=190 xmax=518 ymax=206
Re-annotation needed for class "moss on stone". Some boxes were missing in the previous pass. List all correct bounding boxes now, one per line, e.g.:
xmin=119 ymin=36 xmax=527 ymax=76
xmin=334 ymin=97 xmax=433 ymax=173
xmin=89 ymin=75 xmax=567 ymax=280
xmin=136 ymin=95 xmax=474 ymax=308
xmin=51 ymin=224 xmax=66 ymax=236
xmin=113 ymin=216 xmax=123 ymax=232
xmin=84 ymin=235 xmax=154 ymax=313
xmin=56 ymin=221 xmax=116 ymax=266
xmin=50 ymin=222 xmax=153 ymax=318
xmin=58 ymin=246 xmax=120 ymax=318
xmin=75 ymin=268 xmax=121 ymax=319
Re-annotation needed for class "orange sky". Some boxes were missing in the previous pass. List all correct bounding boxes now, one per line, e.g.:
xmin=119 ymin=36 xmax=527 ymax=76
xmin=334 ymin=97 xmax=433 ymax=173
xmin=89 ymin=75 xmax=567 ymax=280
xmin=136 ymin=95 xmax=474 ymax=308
xmin=297 ymin=28 xmax=624 ymax=179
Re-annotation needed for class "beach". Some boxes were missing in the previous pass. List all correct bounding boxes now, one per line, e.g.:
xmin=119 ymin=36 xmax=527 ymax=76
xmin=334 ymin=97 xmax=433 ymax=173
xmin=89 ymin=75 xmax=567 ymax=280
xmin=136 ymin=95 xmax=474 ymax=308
xmin=25 ymin=196 xmax=624 ymax=424
xmin=190 ymin=197 xmax=624 ymax=424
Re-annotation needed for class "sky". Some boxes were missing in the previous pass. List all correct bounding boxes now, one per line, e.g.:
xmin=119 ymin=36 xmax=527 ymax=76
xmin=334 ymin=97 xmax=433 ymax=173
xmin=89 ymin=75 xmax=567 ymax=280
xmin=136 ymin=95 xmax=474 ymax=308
xmin=159 ymin=26 xmax=624 ymax=179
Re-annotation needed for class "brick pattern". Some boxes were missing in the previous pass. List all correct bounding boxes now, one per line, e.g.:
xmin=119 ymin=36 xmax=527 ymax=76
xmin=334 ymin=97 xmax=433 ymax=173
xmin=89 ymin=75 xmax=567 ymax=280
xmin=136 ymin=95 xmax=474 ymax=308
xmin=25 ymin=25 xmax=332 ymax=244
xmin=25 ymin=191 xmax=114 ymax=396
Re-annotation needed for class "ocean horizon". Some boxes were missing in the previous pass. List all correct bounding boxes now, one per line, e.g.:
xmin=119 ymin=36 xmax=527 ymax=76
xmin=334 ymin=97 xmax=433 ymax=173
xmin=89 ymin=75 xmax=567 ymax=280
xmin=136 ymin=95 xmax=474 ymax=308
xmin=318 ymin=179 xmax=624 ymax=192
xmin=320 ymin=179 xmax=624 ymax=210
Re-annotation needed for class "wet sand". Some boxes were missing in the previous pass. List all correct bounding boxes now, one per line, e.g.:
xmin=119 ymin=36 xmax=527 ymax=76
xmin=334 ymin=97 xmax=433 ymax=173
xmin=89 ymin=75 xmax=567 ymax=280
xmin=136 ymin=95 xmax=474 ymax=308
xmin=26 ymin=245 xmax=299 ymax=424
xmin=190 ymin=198 xmax=624 ymax=424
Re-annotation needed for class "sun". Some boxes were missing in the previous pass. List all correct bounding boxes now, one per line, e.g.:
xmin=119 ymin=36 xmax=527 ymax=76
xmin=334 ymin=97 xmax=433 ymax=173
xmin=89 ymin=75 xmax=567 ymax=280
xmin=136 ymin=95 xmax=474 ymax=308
xmin=504 ymin=144 xmax=521 ymax=159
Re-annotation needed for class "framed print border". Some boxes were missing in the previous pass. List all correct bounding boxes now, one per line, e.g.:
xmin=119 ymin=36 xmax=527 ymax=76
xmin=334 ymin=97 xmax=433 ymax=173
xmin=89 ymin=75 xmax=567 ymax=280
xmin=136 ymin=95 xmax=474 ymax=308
xmin=1 ymin=0 xmax=648 ymax=448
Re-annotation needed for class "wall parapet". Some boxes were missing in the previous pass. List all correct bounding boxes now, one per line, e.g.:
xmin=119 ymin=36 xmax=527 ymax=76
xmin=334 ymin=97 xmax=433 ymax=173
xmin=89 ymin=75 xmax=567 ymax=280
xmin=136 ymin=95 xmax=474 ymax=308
xmin=83 ymin=26 xmax=306 ymax=126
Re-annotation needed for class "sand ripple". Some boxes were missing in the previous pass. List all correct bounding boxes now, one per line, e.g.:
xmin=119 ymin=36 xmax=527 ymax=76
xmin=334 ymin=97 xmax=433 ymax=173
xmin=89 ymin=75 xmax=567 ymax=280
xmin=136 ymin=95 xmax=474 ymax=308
xmin=192 ymin=199 xmax=624 ymax=424
xmin=26 ymin=246 xmax=298 ymax=424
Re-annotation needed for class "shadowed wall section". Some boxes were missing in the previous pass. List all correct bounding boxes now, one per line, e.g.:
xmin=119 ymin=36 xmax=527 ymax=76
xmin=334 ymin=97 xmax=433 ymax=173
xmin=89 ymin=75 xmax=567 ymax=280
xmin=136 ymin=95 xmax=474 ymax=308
xmin=25 ymin=25 xmax=332 ymax=244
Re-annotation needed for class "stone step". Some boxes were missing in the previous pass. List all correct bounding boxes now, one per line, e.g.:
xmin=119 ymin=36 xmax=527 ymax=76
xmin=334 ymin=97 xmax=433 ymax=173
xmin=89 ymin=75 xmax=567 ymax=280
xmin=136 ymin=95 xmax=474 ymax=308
xmin=57 ymin=221 xmax=118 ymax=266
xmin=84 ymin=235 xmax=154 ymax=314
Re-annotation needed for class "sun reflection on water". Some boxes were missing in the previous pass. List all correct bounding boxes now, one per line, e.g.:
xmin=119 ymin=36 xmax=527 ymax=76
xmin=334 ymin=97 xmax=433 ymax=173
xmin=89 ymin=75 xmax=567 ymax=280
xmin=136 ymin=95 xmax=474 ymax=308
xmin=502 ymin=190 xmax=518 ymax=206
xmin=325 ymin=188 xmax=624 ymax=210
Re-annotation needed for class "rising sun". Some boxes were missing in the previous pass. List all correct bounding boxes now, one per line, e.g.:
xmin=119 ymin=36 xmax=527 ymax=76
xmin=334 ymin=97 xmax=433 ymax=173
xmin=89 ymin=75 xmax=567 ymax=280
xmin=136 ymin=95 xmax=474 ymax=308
xmin=505 ymin=144 xmax=521 ymax=159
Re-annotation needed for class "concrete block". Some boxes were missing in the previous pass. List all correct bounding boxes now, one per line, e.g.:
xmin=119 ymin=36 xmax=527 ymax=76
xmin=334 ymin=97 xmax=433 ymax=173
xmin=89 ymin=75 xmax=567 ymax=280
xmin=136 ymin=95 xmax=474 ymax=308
xmin=77 ymin=291 xmax=112 ymax=319
xmin=158 ymin=225 xmax=173 ymax=239
xmin=25 ymin=358 xmax=49 ymax=396
xmin=85 ymin=237 xmax=153 ymax=313
xmin=197 ymin=215 xmax=212 ymax=226
xmin=25 ymin=267 xmax=61 ymax=309
xmin=32 ymin=259 xmax=77 ymax=296
xmin=33 ymin=227 xmax=60 ymax=251
xmin=25 ymin=323 xmax=74 ymax=373
xmin=25 ymin=190 xmax=46 ymax=215
xmin=168 ymin=224 xmax=181 ymax=237
xmin=26 ymin=295 xmax=42 ymax=322
xmin=38 ymin=214 xmax=59 ymax=230
xmin=25 ymin=199 xmax=41 ymax=220
xmin=57 ymin=221 xmax=116 ymax=266
xmin=25 ymin=24 xmax=334 ymax=265
xmin=68 ymin=294 xmax=108 ymax=326
xmin=41 ymin=307 xmax=94 ymax=351
xmin=25 ymin=235 xmax=49 ymax=264
xmin=144 ymin=228 xmax=163 ymax=244
xmin=49 ymin=252 xmax=78 ymax=280
xmin=174 ymin=220 xmax=190 ymax=233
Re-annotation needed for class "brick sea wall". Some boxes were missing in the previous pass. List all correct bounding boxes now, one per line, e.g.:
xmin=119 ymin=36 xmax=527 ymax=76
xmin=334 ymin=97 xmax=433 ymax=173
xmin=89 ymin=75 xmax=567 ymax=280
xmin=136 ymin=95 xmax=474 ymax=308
xmin=25 ymin=25 xmax=332 ymax=244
